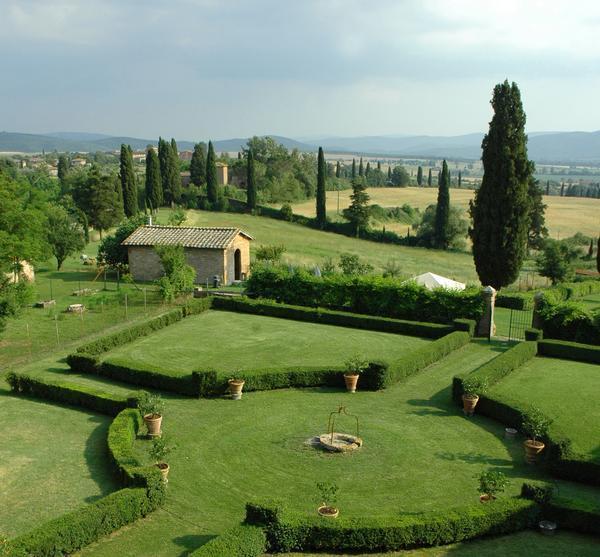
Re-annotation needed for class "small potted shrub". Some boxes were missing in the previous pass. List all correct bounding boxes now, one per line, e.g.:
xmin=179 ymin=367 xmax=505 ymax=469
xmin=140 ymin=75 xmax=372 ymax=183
xmin=149 ymin=434 xmax=175 ymax=482
xmin=477 ymin=470 xmax=508 ymax=502
xmin=137 ymin=391 xmax=165 ymax=437
xmin=343 ymin=355 xmax=369 ymax=393
xmin=461 ymin=377 xmax=487 ymax=416
xmin=522 ymin=407 xmax=552 ymax=464
xmin=316 ymin=481 xmax=339 ymax=518
xmin=228 ymin=375 xmax=245 ymax=400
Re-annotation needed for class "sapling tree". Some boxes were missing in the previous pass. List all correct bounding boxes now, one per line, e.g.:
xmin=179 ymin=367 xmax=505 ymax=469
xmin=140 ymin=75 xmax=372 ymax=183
xmin=149 ymin=434 xmax=175 ymax=464
xmin=522 ymin=407 xmax=552 ymax=443
xmin=344 ymin=355 xmax=369 ymax=376
xmin=137 ymin=391 xmax=165 ymax=418
xmin=316 ymin=481 xmax=339 ymax=509
xmin=462 ymin=377 xmax=488 ymax=398
xmin=477 ymin=470 xmax=508 ymax=499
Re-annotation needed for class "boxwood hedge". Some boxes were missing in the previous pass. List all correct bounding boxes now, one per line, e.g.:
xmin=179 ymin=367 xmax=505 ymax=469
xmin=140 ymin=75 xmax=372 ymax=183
xmin=188 ymin=525 xmax=267 ymax=557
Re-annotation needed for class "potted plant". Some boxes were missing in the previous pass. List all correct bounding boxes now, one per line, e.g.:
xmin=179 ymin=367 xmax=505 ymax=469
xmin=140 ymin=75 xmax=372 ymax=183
xmin=343 ymin=355 xmax=369 ymax=393
xmin=522 ymin=407 xmax=552 ymax=464
xmin=137 ymin=391 xmax=165 ymax=437
xmin=228 ymin=376 xmax=245 ymax=400
xmin=477 ymin=470 xmax=508 ymax=502
xmin=316 ymin=481 xmax=339 ymax=518
xmin=149 ymin=434 xmax=175 ymax=482
xmin=461 ymin=377 xmax=487 ymax=416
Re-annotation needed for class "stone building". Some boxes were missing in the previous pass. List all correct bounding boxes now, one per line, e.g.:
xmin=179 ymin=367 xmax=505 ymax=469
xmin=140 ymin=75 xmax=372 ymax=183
xmin=122 ymin=225 xmax=252 ymax=285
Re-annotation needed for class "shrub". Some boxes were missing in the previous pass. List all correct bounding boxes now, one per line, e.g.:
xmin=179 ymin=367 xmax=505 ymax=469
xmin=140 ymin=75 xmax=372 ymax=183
xmin=255 ymin=244 xmax=286 ymax=263
xmin=316 ymin=482 xmax=339 ymax=508
xmin=536 ymin=296 xmax=599 ymax=345
xmin=188 ymin=525 xmax=267 ymax=557
xmin=149 ymin=434 xmax=175 ymax=464
xmin=244 ymin=266 xmax=484 ymax=324
xmin=279 ymin=203 xmax=293 ymax=221
xmin=462 ymin=376 xmax=488 ymax=397
xmin=524 ymin=328 xmax=543 ymax=341
xmin=137 ymin=390 xmax=164 ymax=417
xmin=344 ymin=355 xmax=369 ymax=375
xmin=478 ymin=471 xmax=508 ymax=498
xmin=522 ymin=407 xmax=553 ymax=443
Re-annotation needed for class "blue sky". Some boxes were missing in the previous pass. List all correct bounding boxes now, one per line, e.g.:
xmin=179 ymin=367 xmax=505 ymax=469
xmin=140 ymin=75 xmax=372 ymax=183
xmin=1 ymin=0 xmax=599 ymax=139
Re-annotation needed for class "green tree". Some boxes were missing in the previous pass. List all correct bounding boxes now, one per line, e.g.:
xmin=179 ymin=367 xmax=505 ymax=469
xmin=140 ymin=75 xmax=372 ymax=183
xmin=335 ymin=161 xmax=341 ymax=178
xmin=46 ymin=204 xmax=85 ymax=270
xmin=387 ymin=166 xmax=391 ymax=181
xmin=57 ymin=154 xmax=69 ymax=184
xmin=416 ymin=204 xmax=468 ymax=250
xmin=416 ymin=165 xmax=423 ymax=186
xmin=169 ymin=138 xmax=182 ymax=203
xmin=597 ymin=235 xmax=600 ymax=274
xmin=351 ymin=158 xmax=356 ymax=179
xmin=343 ymin=178 xmax=370 ymax=237
xmin=206 ymin=140 xmax=219 ymax=204
xmin=98 ymin=214 xmax=148 ymax=269
xmin=434 ymin=160 xmax=451 ymax=249
xmin=79 ymin=165 xmax=123 ymax=239
xmin=145 ymin=147 xmax=162 ymax=211
xmin=365 ymin=161 xmax=371 ymax=176
xmin=316 ymin=147 xmax=327 ymax=228
xmin=246 ymin=148 xmax=257 ymax=209
xmin=535 ymin=239 xmax=578 ymax=284
xmin=155 ymin=244 xmax=196 ymax=302
xmin=158 ymin=138 xmax=172 ymax=204
xmin=190 ymin=142 xmax=207 ymax=187
xmin=469 ymin=80 xmax=534 ymax=289
xmin=458 ymin=170 xmax=462 ymax=188
xmin=427 ymin=168 xmax=432 ymax=187
xmin=358 ymin=157 xmax=364 ymax=177
xmin=390 ymin=165 xmax=410 ymax=186
xmin=119 ymin=144 xmax=138 ymax=216
xmin=527 ymin=177 xmax=548 ymax=250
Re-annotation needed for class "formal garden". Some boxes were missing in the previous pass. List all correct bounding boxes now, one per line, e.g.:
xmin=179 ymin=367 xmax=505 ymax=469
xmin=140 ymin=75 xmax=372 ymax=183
xmin=2 ymin=283 xmax=600 ymax=556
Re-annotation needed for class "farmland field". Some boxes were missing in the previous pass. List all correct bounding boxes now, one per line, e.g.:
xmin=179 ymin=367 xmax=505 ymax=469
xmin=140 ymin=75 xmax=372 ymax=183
xmin=104 ymin=310 xmax=430 ymax=374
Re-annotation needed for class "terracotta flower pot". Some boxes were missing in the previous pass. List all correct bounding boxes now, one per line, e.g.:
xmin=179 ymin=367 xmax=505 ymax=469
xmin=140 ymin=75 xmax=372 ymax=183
xmin=462 ymin=394 xmax=479 ymax=416
xmin=317 ymin=505 xmax=339 ymax=518
xmin=344 ymin=374 xmax=360 ymax=393
xmin=479 ymin=494 xmax=495 ymax=503
xmin=144 ymin=413 xmax=162 ymax=437
xmin=157 ymin=462 xmax=169 ymax=482
xmin=228 ymin=379 xmax=245 ymax=400
xmin=524 ymin=439 xmax=545 ymax=464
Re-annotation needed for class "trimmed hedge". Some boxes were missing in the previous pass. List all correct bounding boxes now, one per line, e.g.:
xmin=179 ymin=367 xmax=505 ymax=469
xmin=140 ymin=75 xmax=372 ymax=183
xmin=522 ymin=483 xmax=600 ymax=536
xmin=188 ymin=525 xmax=267 ymax=557
xmin=496 ymin=292 xmax=533 ymax=310
xmin=524 ymin=328 xmax=543 ymax=341
xmin=244 ymin=266 xmax=485 ymax=324
xmin=245 ymin=498 xmax=539 ymax=553
xmin=453 ymin=318 xmax=477 ymax=336
xmin=538 ymin=339 xmax=600 ymax=364
xmin=4 ymin=372 xmax=132 ymax=416
xmin=212 ymin=297 xmax=454 ymax=339
xmin=5 ymin=407 xmax=166 ymax=557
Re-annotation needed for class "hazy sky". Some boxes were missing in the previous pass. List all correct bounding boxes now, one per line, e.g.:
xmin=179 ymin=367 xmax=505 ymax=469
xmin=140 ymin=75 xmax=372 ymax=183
xmin=2 ymin=0 xmax=599 ymax=139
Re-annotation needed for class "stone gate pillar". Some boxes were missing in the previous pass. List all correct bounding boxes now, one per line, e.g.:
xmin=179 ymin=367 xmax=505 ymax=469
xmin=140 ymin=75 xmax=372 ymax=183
xmin=477 ymin=286 xmax=497 ymax=338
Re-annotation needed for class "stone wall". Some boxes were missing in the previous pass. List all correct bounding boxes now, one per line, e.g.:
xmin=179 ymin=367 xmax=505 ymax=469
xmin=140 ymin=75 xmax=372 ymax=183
xmin=224 ymin=236 xmax=251 ymax=283
xmin=128 ymin=247 xmax=164 ymax=282
xmin=185 ymin=248 xmax=225 ymax=285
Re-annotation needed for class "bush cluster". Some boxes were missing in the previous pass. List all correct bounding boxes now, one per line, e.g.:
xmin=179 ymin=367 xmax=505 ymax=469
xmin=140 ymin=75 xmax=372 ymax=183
xmin=188 ymin=525 xmax=267 ymax=557
xmin=536 ymin=296 xmax=599 ymax=345
xmin=245 ymin=266 xmax=484 ymax=324
xmin=245 ymin=498 xmax=539 ymax=553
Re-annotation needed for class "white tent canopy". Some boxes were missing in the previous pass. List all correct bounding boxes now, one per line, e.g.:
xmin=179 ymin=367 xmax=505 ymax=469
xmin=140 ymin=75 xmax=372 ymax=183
xmin=405 ymin=272 xmax=466 ymax=291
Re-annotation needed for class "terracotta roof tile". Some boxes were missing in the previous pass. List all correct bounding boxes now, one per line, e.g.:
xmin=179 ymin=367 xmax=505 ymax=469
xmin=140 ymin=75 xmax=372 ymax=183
xmin=121 ymin=225 xmax=252 ymax=249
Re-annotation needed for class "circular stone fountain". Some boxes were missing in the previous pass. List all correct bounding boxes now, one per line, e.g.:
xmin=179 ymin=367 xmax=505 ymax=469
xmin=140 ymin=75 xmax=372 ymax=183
xmin=318 ymin=432 xmax=362 ymax=452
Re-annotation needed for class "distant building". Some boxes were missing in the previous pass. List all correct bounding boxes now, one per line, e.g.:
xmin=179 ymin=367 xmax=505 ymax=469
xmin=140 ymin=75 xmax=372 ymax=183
xmin=180 ymin=171 xmax=191 ymax=187
xmin=131 ymin=151 xmax=146 ymax=163
xmin=71 ymin=158 xmax=87 ymax=167
xmin=179 ymin=150 xmax=193 ymax=161
xmin=121 ymin=225 xmax=252 ymax=285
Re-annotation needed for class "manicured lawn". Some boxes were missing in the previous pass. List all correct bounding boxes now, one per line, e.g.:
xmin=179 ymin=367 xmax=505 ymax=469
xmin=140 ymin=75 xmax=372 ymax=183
xmin=279 ymin=530 xmax=600 ymax=556
xmin=72 ymin=339 xmax=600 ymax=556
xmin=489 ymin=356 xmax=600 ymax=461
xmin=104 ymin=310 xmax=431 ymax=374
xmin=0 ymin=388 xmax=118 ymax=538
xmin=580 ymin=293 xmax=600 ymax=311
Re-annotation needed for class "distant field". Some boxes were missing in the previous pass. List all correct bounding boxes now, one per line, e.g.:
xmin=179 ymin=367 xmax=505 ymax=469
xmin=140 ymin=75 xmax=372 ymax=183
xmin=105 ymin=310 xmax=430 ymax=373
xmin=287 ymin=187 xmax=600 ymax=239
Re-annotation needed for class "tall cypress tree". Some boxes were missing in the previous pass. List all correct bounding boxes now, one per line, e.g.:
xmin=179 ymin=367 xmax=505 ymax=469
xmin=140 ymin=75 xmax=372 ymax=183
xmin=377 ymin=161 xmax=381 ymax=172
xmin=365 ymin=161 xmax=371 ymax=177
xmin=145 ymin=147 xmax=162 ymax=211
xmin=358 ymin=157 xmax=364 ymax=177
xmin=416 ymin=166 xmax=423 ymax=186
xmin=387 ymin=166 xmax=392 ymax=181
xmin=335 ymin=161 xmax=341 ymax=178
xmin=316 ymin=147 xmax=327 ymax=228
xmin=158 ymin=137 xmax=172 ymax=203
xmin=169 ymin=138 xmax=182 ymax=203
xmin=597 ymin=235 xmax=600 ymax=274
xmin=458 ymin=170 xmax=462 ymax=188
xmin=351 ymin=158 xmax=356 ymax=179
xmin=57 ymin=154 xmax=70 ymax=185
xmin=427 ymin=168 xmax=432 ymax=186
xmin=206 ymin=140 xmax=219 ymax=204
xmin=433 ymin=160 xmax=450 ymax=250
xmin=119 ymin=144 xmax=138 ymax=216
xmin=190 ymin=143 xmax=206 ymax=187
xmin=343 ymin=178 xmax=370 ymax=237
xmin=246 ymin=148 xmax=257 ymax=210
xmin=469 ymin=80 xmax=533 ymax=289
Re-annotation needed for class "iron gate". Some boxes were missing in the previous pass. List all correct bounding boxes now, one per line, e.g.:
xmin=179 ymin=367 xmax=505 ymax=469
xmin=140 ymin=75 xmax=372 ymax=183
xmin=506 ymin=308 xmax=533 ymax=341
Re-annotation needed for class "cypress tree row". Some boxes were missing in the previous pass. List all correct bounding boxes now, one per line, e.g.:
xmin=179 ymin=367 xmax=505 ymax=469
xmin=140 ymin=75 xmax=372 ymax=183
xmin=246 ymin=148 xmax=257 ymax=210
xmin=316 ymin=147 xmax=327 ymax=228
xmin=416 ymin=165 xmax=423 ymax=186
xmin=206 ymin=140 xmax=219 ymax=204
xmin=469 ymin=80 xmax=533 ymax=289
xmin=119 ymin=144 xmax=138 ymax=216
xmin=427 ymin=168 xmax=432 ymax=186
xmin=433 ymin=160 xmax=450 ymax=250
xmin=145 ymin=147 xmax=162 ymax=211
xmin=190 ymin=142 xmax=206 ymax=187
